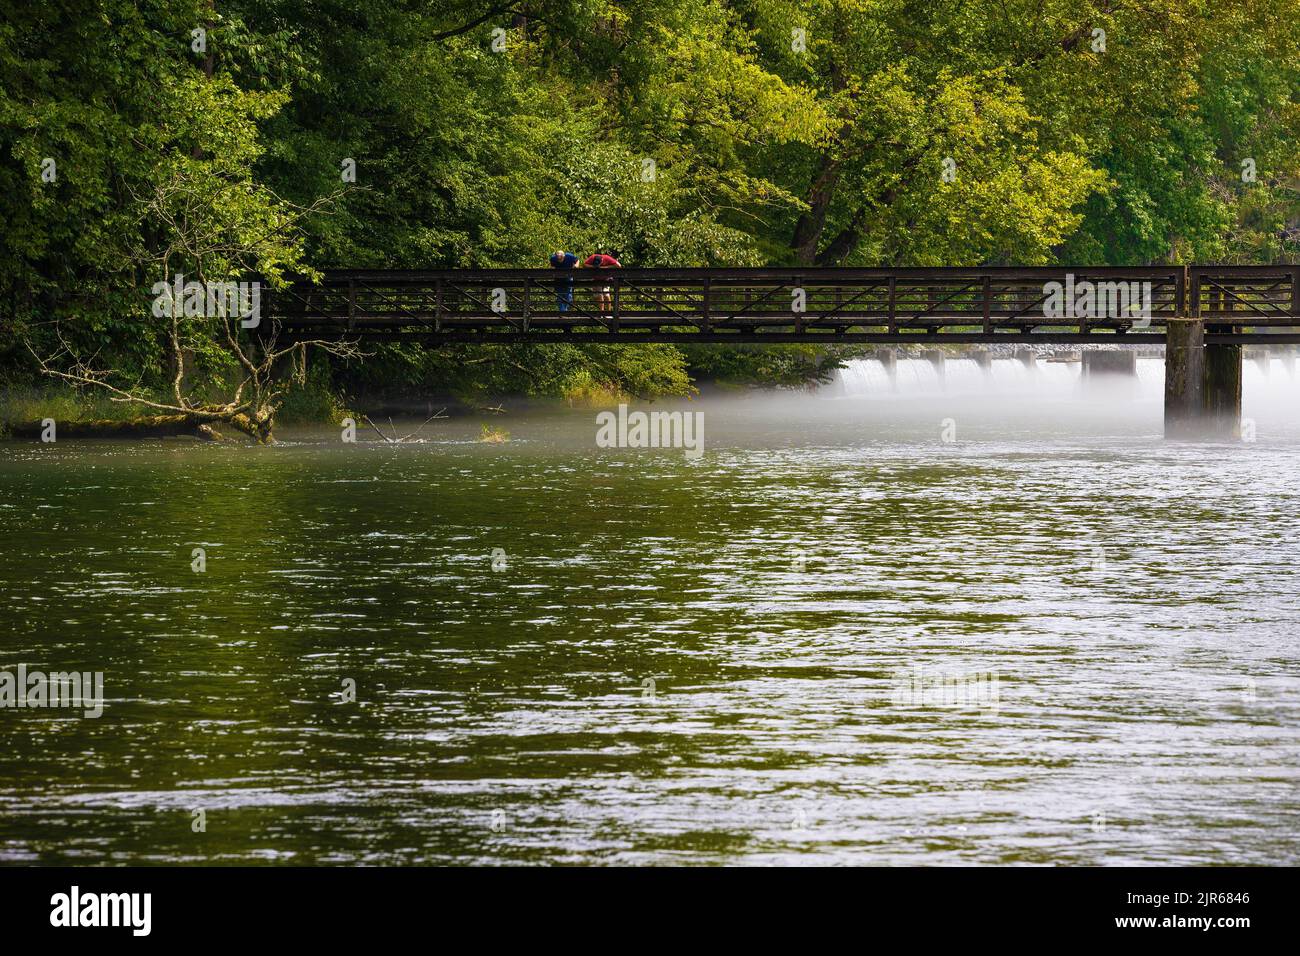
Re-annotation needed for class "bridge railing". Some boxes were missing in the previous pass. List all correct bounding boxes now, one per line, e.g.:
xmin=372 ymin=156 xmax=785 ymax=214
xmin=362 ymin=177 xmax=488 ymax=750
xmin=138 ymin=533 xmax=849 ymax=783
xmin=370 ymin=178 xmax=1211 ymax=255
xmin=1190 ymin=265 xmax=1300 ymax=322
xmin=263 ymin=265 xmax=1300 ymax=342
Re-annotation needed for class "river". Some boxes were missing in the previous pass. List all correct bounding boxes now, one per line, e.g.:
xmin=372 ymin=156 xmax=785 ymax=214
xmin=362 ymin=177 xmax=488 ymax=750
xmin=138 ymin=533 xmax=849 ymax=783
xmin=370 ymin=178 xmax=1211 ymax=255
xmin=1 ymin=355 xmax=1297 ymax=864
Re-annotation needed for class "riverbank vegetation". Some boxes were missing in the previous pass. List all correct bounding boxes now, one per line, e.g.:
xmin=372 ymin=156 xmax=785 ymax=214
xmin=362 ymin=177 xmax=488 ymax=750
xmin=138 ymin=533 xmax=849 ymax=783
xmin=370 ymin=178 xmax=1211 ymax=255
xmin=2 ymin=2 xmax=1298 ymax=438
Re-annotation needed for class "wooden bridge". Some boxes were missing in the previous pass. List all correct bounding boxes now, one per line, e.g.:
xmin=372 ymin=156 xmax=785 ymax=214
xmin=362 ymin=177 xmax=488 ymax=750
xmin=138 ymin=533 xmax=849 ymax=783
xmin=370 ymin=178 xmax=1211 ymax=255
xmin=265 ymin=265 xmax=1300 ymax=345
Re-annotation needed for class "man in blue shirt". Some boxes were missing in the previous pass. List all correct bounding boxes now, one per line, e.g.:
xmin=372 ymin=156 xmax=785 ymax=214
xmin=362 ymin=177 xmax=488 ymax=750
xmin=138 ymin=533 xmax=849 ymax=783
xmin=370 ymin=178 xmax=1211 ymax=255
xmin=549 ymin=251 xmax=580 ymax=312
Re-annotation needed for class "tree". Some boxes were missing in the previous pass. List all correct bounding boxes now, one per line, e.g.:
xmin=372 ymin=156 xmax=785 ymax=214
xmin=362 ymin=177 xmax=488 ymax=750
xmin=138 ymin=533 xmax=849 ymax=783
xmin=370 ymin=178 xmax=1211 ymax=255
xmin=4 ymin=4 xmax=359 ymax=438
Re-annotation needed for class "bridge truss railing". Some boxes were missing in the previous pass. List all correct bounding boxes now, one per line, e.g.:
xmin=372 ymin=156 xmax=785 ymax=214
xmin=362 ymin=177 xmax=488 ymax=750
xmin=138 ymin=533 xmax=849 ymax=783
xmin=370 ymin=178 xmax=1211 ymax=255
xmin=264 ymin=265 xmax=1300 ymax=343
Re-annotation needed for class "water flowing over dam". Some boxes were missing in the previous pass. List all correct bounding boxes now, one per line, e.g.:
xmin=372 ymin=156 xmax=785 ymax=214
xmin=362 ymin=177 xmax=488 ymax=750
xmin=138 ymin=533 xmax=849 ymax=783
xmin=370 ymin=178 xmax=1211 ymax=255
xmin=832 ymin=349 xmax=1300 ymax=408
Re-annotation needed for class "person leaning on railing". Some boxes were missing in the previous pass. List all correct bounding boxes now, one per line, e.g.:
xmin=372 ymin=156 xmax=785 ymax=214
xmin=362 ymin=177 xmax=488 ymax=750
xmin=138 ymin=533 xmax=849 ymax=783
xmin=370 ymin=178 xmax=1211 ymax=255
xmin=583 ymin=251 xmax=622 ymax=313
xmin=549 ymin=250 xmax=580 ymax=312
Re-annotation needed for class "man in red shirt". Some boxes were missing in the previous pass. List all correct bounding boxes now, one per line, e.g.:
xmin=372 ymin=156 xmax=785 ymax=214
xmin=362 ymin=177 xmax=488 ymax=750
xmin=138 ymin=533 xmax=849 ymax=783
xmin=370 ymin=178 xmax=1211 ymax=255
xmin=583 ymin=252 xmax=622 ymax=313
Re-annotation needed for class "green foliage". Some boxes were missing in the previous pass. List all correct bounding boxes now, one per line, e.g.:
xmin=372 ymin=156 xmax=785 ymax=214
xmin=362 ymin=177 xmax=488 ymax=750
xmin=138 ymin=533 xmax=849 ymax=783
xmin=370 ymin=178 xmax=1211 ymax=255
xmin=0 ymin=386 xmax=151 ymax=436
xmin=2 ymin=0 xmax=1298 ymax=413
xmin=0 ymin=1 xmax=319 ymax=398
xmin=678 ymin=343 xmax=844 ymax=388
xmin=274 ymin=360 xmax=354 ymax=424
xmin=334 ymin=340 xmax=693 ymax=404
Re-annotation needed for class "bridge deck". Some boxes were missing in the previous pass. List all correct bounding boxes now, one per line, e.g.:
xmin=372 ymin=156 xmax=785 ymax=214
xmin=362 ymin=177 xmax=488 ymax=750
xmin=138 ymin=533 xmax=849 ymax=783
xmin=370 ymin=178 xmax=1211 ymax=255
xmin=266 ymin=265 xmax=1300 ymax=345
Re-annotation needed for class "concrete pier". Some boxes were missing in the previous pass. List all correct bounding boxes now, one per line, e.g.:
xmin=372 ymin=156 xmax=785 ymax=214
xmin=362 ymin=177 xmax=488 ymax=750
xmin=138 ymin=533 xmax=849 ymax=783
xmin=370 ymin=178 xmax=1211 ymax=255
xmin=1014 ymin=347 xmax=1036 ymax=369
xmin=967 ymin=349 xmax=992 ymax=375
xmin=1081 ymin=349 xmax=1137 ymax=379
xmin=875 ymin=347 xmax=898 ymax=390
xmin=1164 ymin=319 xmax=1241 ymax=440
xmin=1164 ymin=320 xmax=1205 ymax=438
xmin=1204 ymin=337 xmax=1242 ymax=439
xmin=921 ymin=349 xmax=945 ymax=384
xmin=1082 ymin=349 xmax=1137 ymax=397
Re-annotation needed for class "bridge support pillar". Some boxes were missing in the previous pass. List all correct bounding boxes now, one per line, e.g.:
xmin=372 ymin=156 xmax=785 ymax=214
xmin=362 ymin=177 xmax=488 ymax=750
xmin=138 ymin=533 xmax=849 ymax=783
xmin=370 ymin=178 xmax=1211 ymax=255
xmin=967 ymin=349 xmax=992 ymax=375
xmin=1164 ymin=320 xmax=1241 ymax=440
xmin=1164 ymin=320 xmax=1204 ymax=439
xmin=1014 ymin=347 xmax=1036 ymax=369
xmin=1205 ymin=333 xmax=1242 ymax=440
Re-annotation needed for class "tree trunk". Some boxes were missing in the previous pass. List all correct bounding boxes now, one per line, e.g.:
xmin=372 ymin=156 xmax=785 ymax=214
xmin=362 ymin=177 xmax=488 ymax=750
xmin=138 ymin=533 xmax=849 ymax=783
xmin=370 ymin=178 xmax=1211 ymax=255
xmin=228 ymin=408 xmax=276 ymax=443
xmin=7 ymin=406 xmax=277 ymax=443
xmin=791 ymin=153 xmax=840 ymax=266
xmin=6 ymin=414 xmax=226 ymax=441
xmin=815 ymin=207 xmax=866 ymax=266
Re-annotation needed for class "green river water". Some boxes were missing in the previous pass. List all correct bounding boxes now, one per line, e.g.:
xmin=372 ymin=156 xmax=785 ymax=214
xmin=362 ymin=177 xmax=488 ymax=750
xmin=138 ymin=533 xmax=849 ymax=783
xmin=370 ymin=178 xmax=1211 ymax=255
xmin=1 ymin=377 xmax=1297 ymax=864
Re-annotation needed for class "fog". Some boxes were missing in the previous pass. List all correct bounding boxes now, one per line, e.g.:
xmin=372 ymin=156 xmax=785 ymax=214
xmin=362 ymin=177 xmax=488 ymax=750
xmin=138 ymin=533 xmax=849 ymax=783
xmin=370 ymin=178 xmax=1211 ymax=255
xmin=653 ymin=351 xmax=1300 ymax=447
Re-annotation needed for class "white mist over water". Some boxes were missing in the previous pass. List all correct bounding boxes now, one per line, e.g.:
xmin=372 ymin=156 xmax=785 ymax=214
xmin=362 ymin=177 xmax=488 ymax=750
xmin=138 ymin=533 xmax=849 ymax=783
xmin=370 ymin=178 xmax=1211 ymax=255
xmin=834 ymin=353 xmax=1300 ymax=404
xmin=826 ymin=353 xmax=1300 ymax=437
